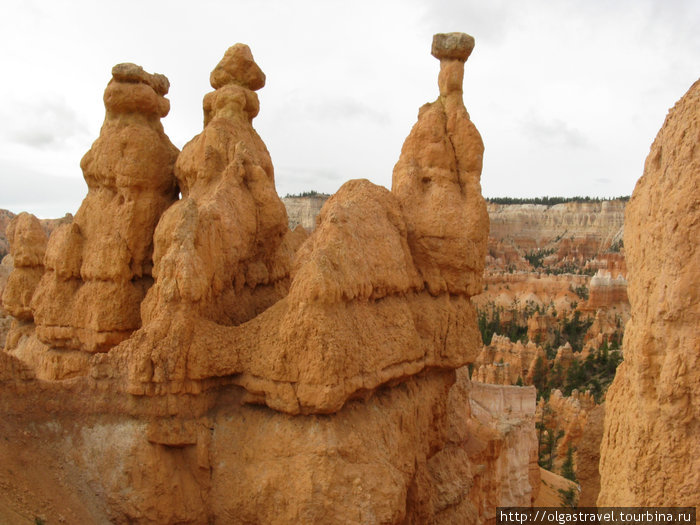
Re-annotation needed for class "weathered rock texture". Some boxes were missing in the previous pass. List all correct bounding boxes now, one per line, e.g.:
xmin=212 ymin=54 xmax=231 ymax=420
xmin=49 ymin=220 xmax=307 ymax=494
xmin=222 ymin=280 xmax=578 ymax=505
xmin=0 ymin=35 xmax=542 ymax=524
xmin=115 ymin=36 xmax=488 ymax=417
xmin=599 ymin=80 xmax=700 ymax=508
xmin=0 ymin=210 xmax=72 ymax=261
xmin=31 ymin=63 xmax=179 ymax=353
xmin=1 ymin=213 xmax=47 ymax=321
xmin=140 ymin=43 xmax=292 ymax=328
xmin=392 ymin=33 xmax=488 ymax=297
xmin=465 ymin=381 xmax=540 ymax=512
xmin=538 ymin=389 xmax=596 ymax=470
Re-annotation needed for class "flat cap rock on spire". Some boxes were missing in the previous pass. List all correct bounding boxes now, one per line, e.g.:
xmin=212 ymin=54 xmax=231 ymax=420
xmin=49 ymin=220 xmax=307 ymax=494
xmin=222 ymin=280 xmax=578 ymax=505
xmin=112 ymin=63 xmax=170 ymax=96
xmin=431 ymin=32 xmax=475 ymax=61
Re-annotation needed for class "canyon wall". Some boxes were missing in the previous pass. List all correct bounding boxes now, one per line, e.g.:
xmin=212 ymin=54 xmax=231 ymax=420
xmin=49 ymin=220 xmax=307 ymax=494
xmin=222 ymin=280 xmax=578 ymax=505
xmin=487 ymin=201 xmax=624 ymax=251
xmin=598 ymin=80 xmax=700 ymax=509
xmin=282 ymin=194 xmax=329 ymax=231
xmin=284 ymin=197 xmax=626 ymax=261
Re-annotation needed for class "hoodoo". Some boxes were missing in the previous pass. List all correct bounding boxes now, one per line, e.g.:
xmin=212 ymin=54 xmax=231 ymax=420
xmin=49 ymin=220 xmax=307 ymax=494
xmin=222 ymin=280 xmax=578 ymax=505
xmin=31 ymin=63 xmax=179 ymax=353
xmin=0 ymin=35 xmax=541 ymax=524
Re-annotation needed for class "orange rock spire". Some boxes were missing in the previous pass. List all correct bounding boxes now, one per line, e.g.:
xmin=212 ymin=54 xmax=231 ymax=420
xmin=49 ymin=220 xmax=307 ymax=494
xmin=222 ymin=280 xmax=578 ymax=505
xmin=392 ymin=32 xmax=489 ymax=297
xmin=30 ymin=64 xmax=179 ymax=352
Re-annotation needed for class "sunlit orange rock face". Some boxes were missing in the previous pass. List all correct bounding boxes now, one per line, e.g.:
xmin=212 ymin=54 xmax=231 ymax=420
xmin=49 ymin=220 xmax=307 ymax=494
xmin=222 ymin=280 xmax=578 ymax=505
xmin=0 ymin=36 xmax=542 ymax=524
xmin=599 ymin=79 xmax=700 ymax=508
xmin=0 ymin=213 xmax=70 ymax=353
xmin=140 ymin=43 xmax=293 ymax=328
xmin=392 ymin=32 xmax=489 ymax=297
xmin=116 ymin=36 xmax=488 ymax=416
xmin=1 ymin=213 xmax=47 ymax=321
xmin=30 ymin=63 xmax=179 ymax=353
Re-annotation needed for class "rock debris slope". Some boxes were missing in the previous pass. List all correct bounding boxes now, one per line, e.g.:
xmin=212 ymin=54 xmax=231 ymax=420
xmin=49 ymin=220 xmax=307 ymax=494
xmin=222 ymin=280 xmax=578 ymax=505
xmin=1 ymin=35 xmax=540 ymax=524
xmin=598 ymin=80 xmax=700 ymax=508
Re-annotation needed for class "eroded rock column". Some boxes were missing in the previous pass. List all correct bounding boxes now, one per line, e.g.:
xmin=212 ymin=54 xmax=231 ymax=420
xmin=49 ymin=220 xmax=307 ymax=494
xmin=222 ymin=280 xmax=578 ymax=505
xmin=392 ymin=33 xmax=489 ymax=297
xmin=31 ymin=64 xmax=179 ymax=352
xmin=1 ymin=213 xmax=47 ymax=322
xmin=141 ymin=44 xmax=292 ymax=327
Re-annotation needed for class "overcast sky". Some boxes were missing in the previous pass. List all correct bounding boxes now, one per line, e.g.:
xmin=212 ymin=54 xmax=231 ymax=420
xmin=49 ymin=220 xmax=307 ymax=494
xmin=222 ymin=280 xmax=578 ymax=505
xmin=1 ymin=0 xmax=698 ymax=218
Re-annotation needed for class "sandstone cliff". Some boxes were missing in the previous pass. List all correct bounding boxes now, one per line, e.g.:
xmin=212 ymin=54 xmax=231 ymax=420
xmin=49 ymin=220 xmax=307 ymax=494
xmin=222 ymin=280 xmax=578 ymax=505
xmin=599 ymin=79 xmax=700 ymax=508
xmin=473 ymin=334 xmax=546 ymax=386
xmin=538 ymin=389 xmax=596 ymax=469
xmin=586 ymin=269 xmax=628 ymax=311
xmin=284 ymin=197 xmax=627 ymax=273
xmin=487 ymin=200 xmax=624 ymax=250
xmin=282 ymin=193 xmax=329 ymax=231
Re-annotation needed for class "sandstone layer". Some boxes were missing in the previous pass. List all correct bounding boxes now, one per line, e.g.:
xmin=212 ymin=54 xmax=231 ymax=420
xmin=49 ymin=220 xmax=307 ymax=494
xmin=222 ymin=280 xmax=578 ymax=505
xmin=473 ymin=334 xmax=546 ymax=386
xmin=598 ymin=79 xmax=700 ymax=508
xmin=585 ymin=269 xmax=628 ymax=311
xmin=487 ymin=200 xmax=624 ymax=258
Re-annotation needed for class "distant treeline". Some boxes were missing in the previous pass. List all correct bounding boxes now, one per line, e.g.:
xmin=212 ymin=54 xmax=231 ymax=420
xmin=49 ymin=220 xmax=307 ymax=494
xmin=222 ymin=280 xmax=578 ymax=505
xmin=486 ymin=196 xmax=630 ymax=206
xmin=283 ymin=192 xmax=631 ymax=204
xmin=283 ymin=190 xmax=330 ymax=199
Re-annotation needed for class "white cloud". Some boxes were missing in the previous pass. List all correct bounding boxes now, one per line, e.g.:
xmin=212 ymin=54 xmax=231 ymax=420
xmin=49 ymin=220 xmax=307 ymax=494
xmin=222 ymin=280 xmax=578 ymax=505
xmin=0 ymin=97 xmax=91 ymax=148
xmin=0 ymin=0 xmax=698 ymax=217
xmin=0 ymin=160 xmax=86 ymax=218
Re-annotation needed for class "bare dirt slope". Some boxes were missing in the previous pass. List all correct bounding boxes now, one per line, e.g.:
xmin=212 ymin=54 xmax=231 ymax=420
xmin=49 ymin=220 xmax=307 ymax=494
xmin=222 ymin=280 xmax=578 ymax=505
xmin=0 ymin=416 xmax=111 ymax=524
